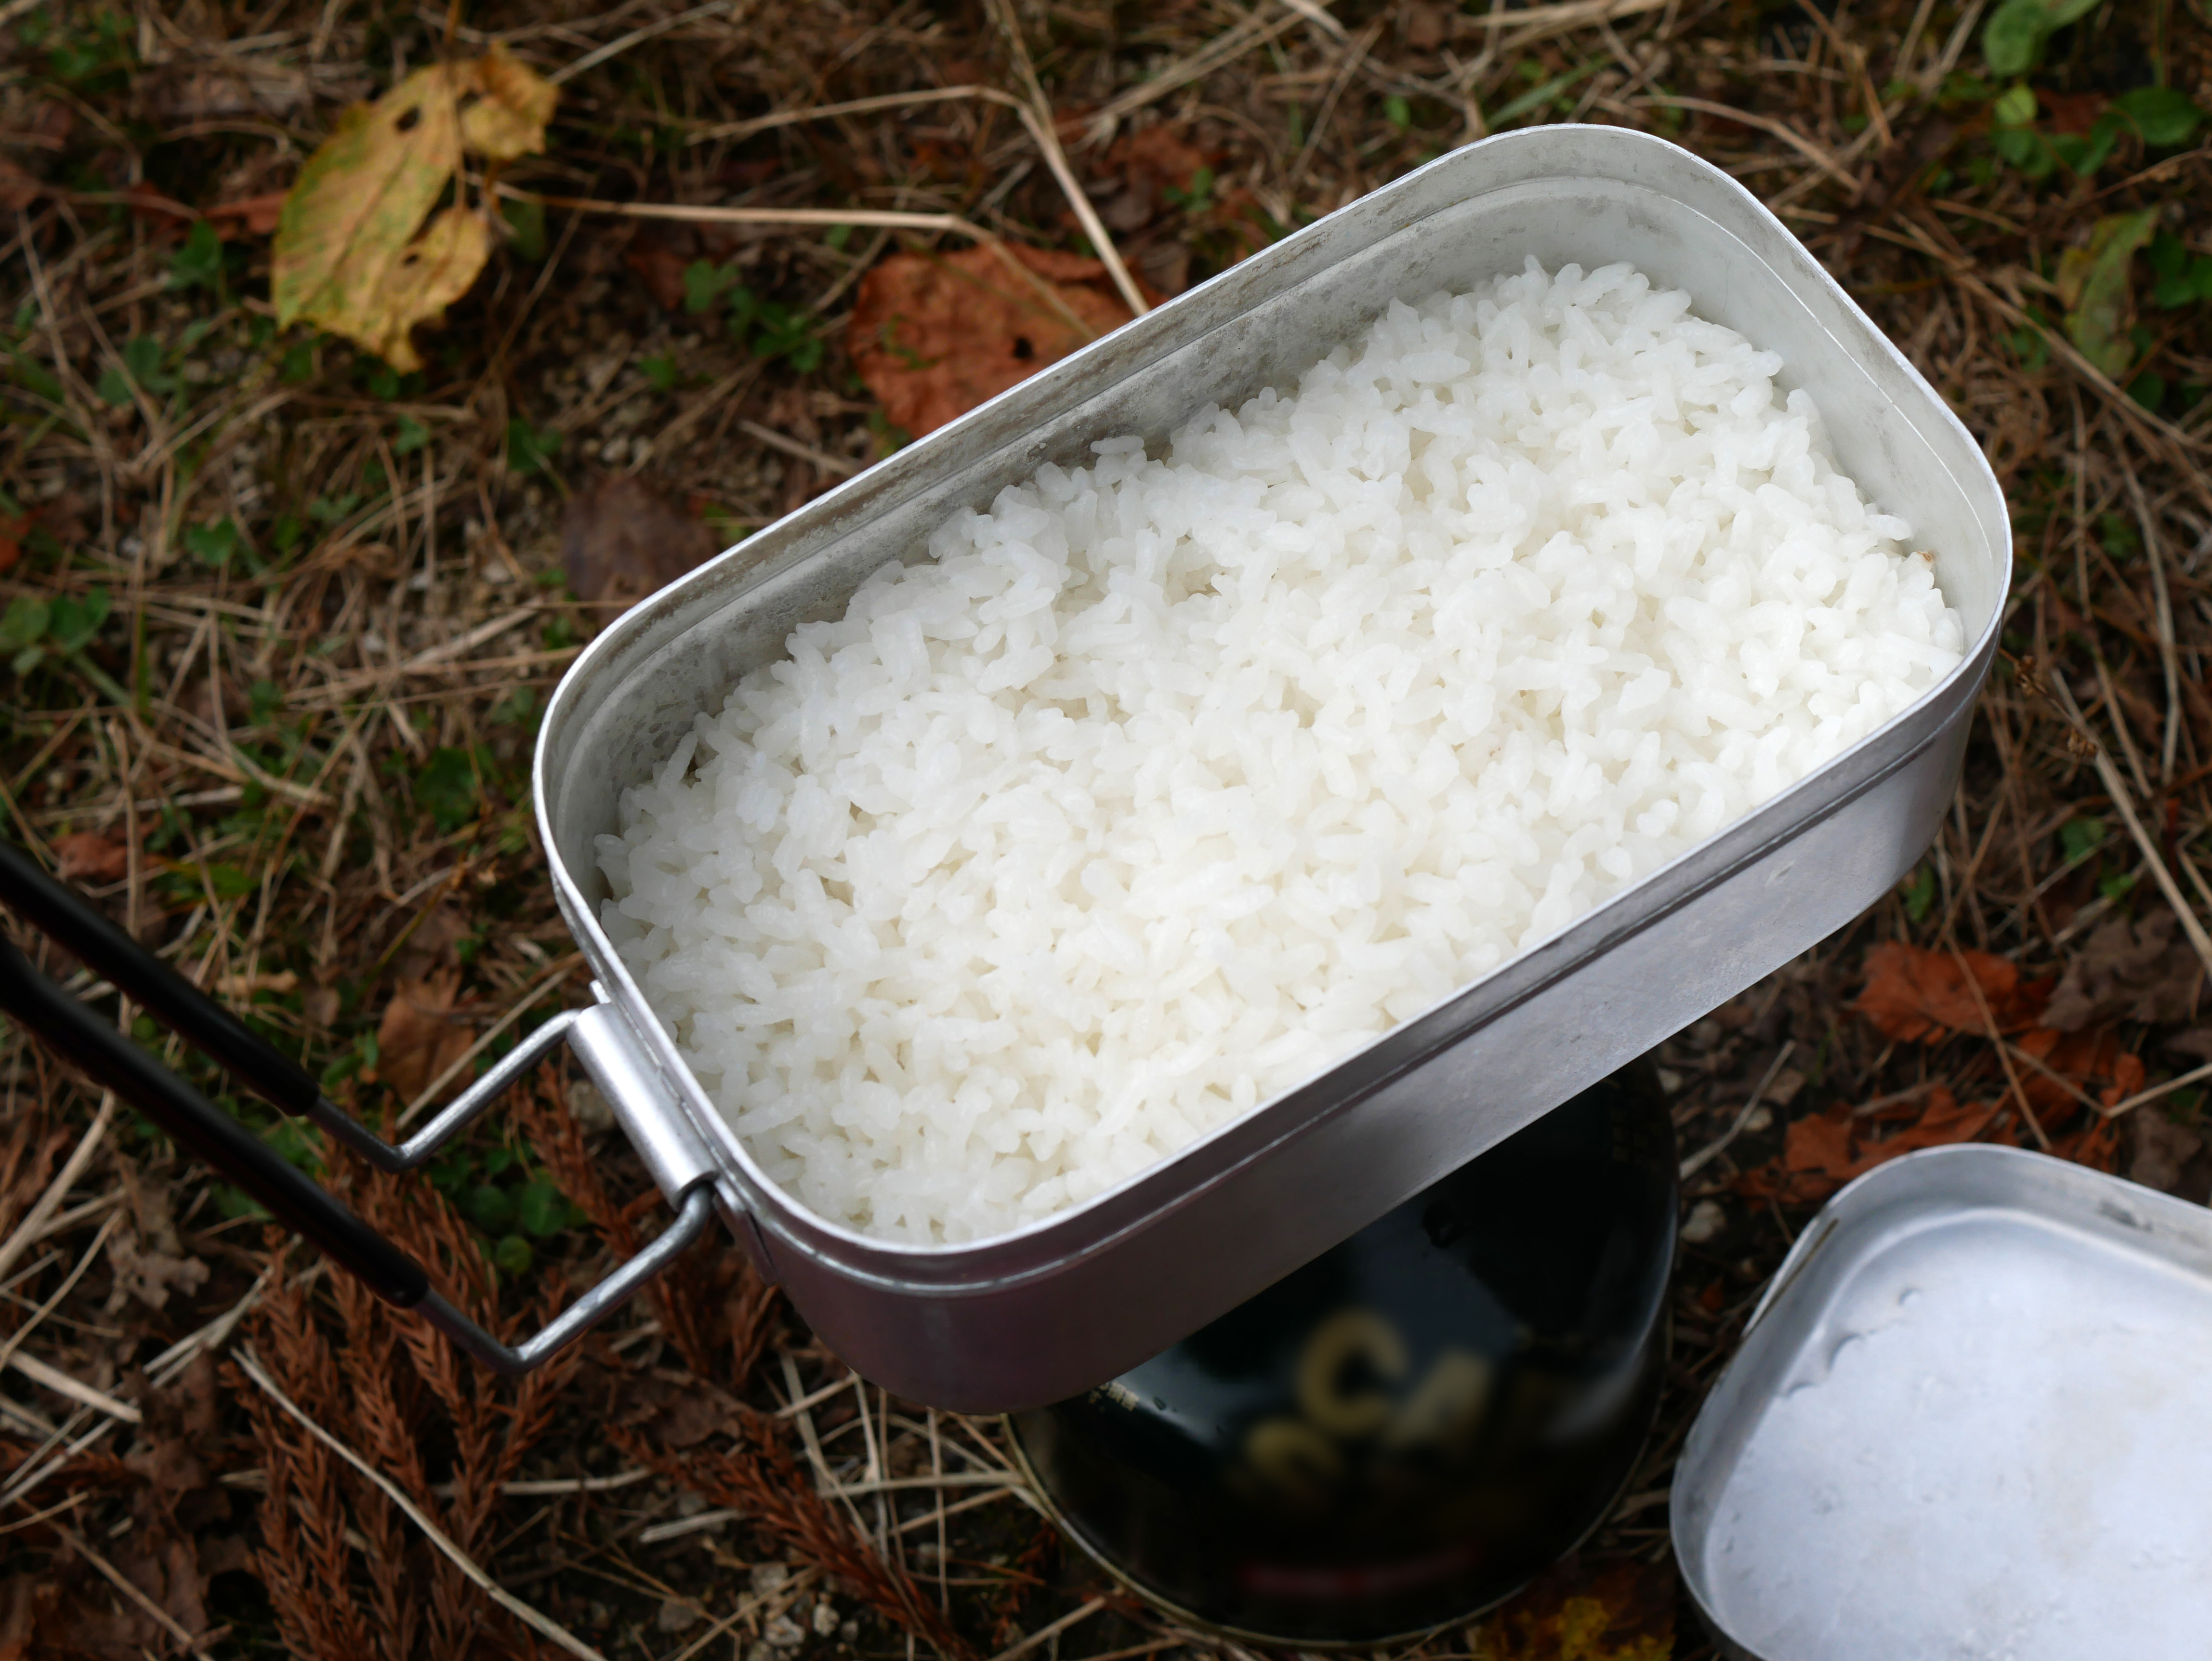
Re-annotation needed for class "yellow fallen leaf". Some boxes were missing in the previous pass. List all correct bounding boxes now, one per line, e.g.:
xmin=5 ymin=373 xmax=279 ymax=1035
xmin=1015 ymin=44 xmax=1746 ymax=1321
xmin=2054 ymin=209 xmax=2159 ymax=381
xmin=273 ymin=43 xmax=555 ymax=371
xmin=463 ymin=44 xmax=559 ymax=161
xmin=361 ymin=205 xmax=492 ymax=370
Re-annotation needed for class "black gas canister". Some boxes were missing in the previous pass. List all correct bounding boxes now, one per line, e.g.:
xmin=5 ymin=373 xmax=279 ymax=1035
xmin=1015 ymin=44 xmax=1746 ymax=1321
xmin=1009 ymin=1064 xmax=1676 ymax=1644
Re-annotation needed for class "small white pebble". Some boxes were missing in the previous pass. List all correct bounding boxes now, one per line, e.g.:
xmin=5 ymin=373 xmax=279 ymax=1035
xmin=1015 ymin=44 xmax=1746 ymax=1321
xmin=764 ymin=1615 xmax=805 ymax=1650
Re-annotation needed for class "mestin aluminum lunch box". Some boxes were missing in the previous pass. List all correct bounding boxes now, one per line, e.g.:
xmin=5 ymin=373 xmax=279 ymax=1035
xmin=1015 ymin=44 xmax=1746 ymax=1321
xmin=0 ymin=124 xmax=2007 ymax=1412
xmin=1671 ymin=1144 xmax=2212 ymax=1661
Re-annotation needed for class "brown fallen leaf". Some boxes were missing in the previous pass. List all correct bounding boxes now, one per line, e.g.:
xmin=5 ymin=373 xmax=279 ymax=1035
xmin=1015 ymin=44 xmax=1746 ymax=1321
xmin=623 ymin=234 xmax=691 ymax=311
xmin=562 ymin=474 xmax=721 ymax=606
xmin=1467 ymin=1555 xmax=1672 ymax=1661
xmin=2042 ymin=910 xmax=2206 ymax=1031
xmin=613 ymin=1370 xmax=744 ymax=1450
xmin=0 ymin=1574 xmax=44 ymax=1661
xmin=122 ymin=1351 xmax=221 ymax=1495
xmin=35 ymin=1530 xmax=209 ymax=1661
xmin=54 ymin=829 xmax=130 ymax=883
xmin=2039 ymin=90 xmax=2107 ymax=135
xmin=1090 ymin=124 xmax=1215 ymax=235
xmin=119 ymin=180 xmax=197 ymax=232
xmin=136 ymin=61 xmax=313 ymax=122
xmin=365 ymin=967 xmax=474 ymax=1104
xmin=393 ymin=902 xmax=469 ymax=984
xmin=103 ymin=1228 xmax=211 ymax=1313
xmin=0 ymin=157 xmax=39 ymax=213
xmin=29 ymin=100 xmax=72 ymax=146
xmin=1856 ymin=941 xmax=2050 ymax=1043
xmin=2168 ymin=1027 xmax=2212 ymax=1064
xmin=197 ymin=1535 xmax=252 ymax=1581
xmin=203 ymin=191 xmax=288 ymax=238
xmin=29 ymin=492 xmax=85 ymax=549
xmin=273 ymin=43 xmax=555 ymax=370
xmin=1114 ymin=125 xmax=1214 ymax=202
xmin=1403 ymin=0 xmax=1449 ymax=49
xmin=848 ymin=242 xmax=1138 ymax=437
xmin=2127 ymin=1109 xmax=2207 ymax=1197
xmin=115 ymin=1536 xmax=210 ymax=1658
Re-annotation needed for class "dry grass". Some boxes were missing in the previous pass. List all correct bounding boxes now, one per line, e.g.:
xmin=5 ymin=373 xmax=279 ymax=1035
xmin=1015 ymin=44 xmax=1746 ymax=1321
xmin=1 ymin=0 xmax=2210 ymax=1656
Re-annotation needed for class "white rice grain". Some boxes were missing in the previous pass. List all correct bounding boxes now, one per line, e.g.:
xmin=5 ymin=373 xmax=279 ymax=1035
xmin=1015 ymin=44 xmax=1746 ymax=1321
xmin=597 ymin=259 xmax=1966 ymax=1244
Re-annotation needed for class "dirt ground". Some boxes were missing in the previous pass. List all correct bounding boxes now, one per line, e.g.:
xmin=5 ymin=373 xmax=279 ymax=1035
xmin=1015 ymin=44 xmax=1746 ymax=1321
xmin=2 ymin=0 xmax=2211 ymax=1656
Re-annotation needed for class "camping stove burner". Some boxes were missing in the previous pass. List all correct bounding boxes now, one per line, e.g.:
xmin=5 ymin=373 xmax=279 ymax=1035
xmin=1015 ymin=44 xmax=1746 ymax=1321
xmin=1008 ymin=1063 xmax=1677 ymax=1646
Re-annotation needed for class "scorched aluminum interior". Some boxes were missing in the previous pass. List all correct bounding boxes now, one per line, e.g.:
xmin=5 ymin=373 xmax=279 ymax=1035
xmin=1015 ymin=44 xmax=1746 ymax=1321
xmin=534 ymin=124 xmax=2009 ymax=1411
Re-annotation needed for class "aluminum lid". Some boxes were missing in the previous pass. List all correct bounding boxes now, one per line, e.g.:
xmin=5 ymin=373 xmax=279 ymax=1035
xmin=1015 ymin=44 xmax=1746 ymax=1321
xmin=1671 ymin=1143 xmax=2212 ymax=1661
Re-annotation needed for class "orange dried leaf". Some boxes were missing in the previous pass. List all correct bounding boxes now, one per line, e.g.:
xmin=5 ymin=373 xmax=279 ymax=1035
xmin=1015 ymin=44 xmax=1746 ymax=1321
xmin=2015 ymin=1024 xmax=2148 ymax=1111
xmin=1782 ymin=1107 xmax=1859 ymax=1181
xmin=1753 ymin=1088 xmax=2004 ymax=1203
xmin=847 ymin=243 xmax=1136 ymax=437
xmin=2107 ymin=1050 xmax=2147 ymax=1106
xmin=1857 ymin=941 xmax=2047 ymax=1043
xmin=1847 ymin=1088 xmax=2002 ymax=1171
xmin=2061 ymin=1112 xmax=2125 ymax=1176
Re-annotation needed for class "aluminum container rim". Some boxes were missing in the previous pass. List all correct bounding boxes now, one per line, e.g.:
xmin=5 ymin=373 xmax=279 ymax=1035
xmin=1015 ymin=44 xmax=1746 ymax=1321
xmin=534 ymin=123 xmax=2007 ymax=1277
xmin=1665 ymin=1143 xmax=2212 ymax=1661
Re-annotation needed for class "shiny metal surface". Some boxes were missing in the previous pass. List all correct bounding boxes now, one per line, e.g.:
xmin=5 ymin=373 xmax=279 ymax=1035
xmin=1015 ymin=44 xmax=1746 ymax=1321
xmin=535 ymin=124 xmax=2009 ymax=1411
xmin=417 ymin=1186 xmax=718 ymax=1375
xmin=567 ymin=991 xmax=720 ymax=1203
xmin=336 ymin=995 xmax=720 ymax=1373
xmin=1671 ymin=1146 xmax=2212 ymax=1661
xmin=1010 ymin=1065 xmax=1677 ymax=1646
xmin=306 ymin=1008 xmax=583 ymax=1173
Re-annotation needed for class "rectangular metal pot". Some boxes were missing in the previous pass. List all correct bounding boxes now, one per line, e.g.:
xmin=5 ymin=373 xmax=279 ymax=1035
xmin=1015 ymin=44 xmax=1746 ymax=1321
xmin=533 ymin=124 xmax=2010 ymax=1412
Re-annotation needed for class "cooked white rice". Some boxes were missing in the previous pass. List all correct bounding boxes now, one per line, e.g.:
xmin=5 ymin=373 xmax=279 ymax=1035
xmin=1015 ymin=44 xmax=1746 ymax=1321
xmin=598 ymin=258 xmax=1965 ymax=1245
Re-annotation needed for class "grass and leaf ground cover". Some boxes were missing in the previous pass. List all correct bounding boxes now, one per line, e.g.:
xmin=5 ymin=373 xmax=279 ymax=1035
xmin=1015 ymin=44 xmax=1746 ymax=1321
xmin=1 ymin=0 xmax=2211 ymax=1656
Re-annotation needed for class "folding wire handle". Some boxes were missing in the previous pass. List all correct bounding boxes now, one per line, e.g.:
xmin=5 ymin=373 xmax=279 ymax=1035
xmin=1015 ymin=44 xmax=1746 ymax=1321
xmin=0 ymin=840 xmax=712 ymax=1374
